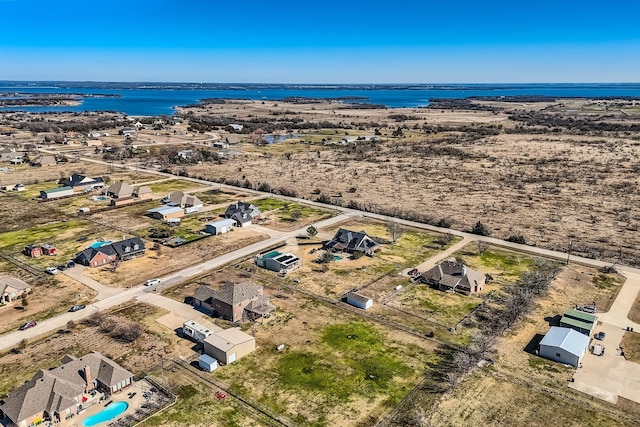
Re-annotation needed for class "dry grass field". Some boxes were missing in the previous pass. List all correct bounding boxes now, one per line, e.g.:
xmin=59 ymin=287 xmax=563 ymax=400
xmin=170 ymin=98 xmax=640 ymax=267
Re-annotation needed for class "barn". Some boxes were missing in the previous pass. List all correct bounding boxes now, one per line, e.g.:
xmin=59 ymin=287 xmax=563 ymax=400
xmin=205 ymin=218 xmax=236 ymax=235
xmin=346 ymin=292 xmax=374 ymax=310
xmin=538 ymin=326 xmax=590 ymax=367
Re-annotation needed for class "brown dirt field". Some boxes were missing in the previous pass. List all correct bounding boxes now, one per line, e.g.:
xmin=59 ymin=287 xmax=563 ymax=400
xmin=83 ymin=230 xmax=269 ymax=287
xmin=620 ymin=332 xmax=640 ymax=365
xmin=629 ymin=288 xmax=640 ymax=324
xmin=423 ymin=371 xmax=634 ymax=427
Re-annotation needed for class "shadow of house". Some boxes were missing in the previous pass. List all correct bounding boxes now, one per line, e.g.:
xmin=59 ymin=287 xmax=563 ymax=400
xmin=524 ymin=333 xmax=546 ymax=355
xmin=545 ymin=315 xmax=562 ymax=327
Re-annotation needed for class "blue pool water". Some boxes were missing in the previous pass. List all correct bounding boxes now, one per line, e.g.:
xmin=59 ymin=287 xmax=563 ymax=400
xmin=90 ymin=240 xmax=112 ymax=248
xmin=333 ymin=255 xmax=343 ymax=261
xmin=82 ymin=401 xmax=128 ymax=427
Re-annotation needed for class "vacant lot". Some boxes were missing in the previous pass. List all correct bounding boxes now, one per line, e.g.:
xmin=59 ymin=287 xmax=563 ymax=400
xmin=621 ymin=332 xmax=640 ymax=365
xmin=213 ymin=295 xmax=436 ymax=427
xmin=176 ymin=99 xmax=640 ymax=268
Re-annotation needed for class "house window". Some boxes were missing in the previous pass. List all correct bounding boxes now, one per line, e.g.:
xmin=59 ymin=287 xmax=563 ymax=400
xmin=133 ymin=244 xmax=139 ymax=250
xmin=103 ymin=259 xmax=107 ymax=264
xmin=125 ymin=247 xmax=130 ymax=252
xmin=555 ymin=352 xmax=561 ymax=357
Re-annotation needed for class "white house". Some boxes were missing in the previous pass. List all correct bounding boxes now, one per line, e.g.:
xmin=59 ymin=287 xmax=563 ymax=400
xmin=346 ymin=292 xmax=374 ymax=310
xmin=538 ymin=326 xmax=590 ymax=367
xmin=205 ymin=218 xmax=235 ymax=235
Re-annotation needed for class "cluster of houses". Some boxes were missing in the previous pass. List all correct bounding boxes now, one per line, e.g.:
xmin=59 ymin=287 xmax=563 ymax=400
xmin=0 ymin=352 xmax=134 ymax=427
xmin=536 ymin=308 xmax=598 ymax=367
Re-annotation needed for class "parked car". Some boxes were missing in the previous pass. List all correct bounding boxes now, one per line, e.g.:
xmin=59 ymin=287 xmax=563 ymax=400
xmin=595 ymin=331 xmax=606 ymax=341
xmin=45 ymin=267 xmax=60 ymax=275
xmin=67 ymin=261 xmax=76 ymax=268
xmin=19 ymin=320 xmax=37 ymax=330
xmin=56 ymin=264 xmax=68 ymax=271
xmin=69 ymin=304 xmax=86 ymax=312
xmin=144 ymin=278 xmax=161 ymax=286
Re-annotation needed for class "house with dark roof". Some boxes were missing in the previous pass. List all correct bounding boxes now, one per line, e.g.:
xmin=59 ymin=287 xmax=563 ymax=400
xmin=419 ymin=257 xmax=486 ymax=295
xmin=0 ymin=352 xmax=133 ymax=427
xmin=63 ymin=173 xmax=105 ymax=192
xmin=0 ymin=276 xmax=31 ymax=304
xmin=75 ymin=237 xmax=145 ymax=268
xmin=323 ymin=228 xmax=380 ymax=256
xmin=193 ymin=282 xmax=274 ymax=323
xmin=224 ymin=202 xmax=261 ymax=227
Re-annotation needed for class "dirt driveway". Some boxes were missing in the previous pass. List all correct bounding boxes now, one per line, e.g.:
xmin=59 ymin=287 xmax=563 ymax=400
xmin=570 ymin=322 xmax=640 ymax=404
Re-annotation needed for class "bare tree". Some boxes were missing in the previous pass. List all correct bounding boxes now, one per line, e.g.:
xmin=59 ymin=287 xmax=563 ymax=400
xmin=477 ymin=241 xmax=490 ymax=255
xmin=109 ymin=258 xmax=121 ymax=272
xmin=435 ymin=233 xmax=454 ymax=247
xmin=387 ymin=221 xmax=405 ymax=244
xmin=290 ymin=210 xmax=302 ymax=221
xmin=85 ymin=310 xmax=104 ymax=326
xmin=306 ymin=226 xmax=318 ymax=238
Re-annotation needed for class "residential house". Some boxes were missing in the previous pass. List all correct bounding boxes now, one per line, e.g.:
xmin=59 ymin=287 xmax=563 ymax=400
xmin=40 ymin=186 xmax=74 ymax=200
xmin=105 ymin=181 xmax=134 ymax=199
xmin=193 ymin=282 xmax=274 ymax=322
xmin=0 ymin=149 xmax=24 ymax=163
xmin=228 ymin=124 xmax=244 ymax=132
xmin=119 ymin=127 xmax=136 ymax=136
xmin=75 ymin=237 xmax=145 ymax=268
xmin=132 ymin=185 xmax=152 ymax=200
xmin=0 ymin=276 xmax=31 ymax=304
xmin=224 ymin=201 xmax=261 ymax=227
xmin=255 ymin=251 xmax=300 ymax=274
xmin=166 ymin=191 xmax=203 ymax=213
xmin=560 ymin=308 xmax=597 ymax=336
xmin=212 ymin=141 xmax=229 ymax=149
xmin=63 ymin=174 xmax=105 ymax=192
xmin=205 ymin=218 xmax=235 ymax=235
xmin=419 ymin=258 xmax=486 ymax=295
xmin=146 ymin=206 xmax=185 ymax=221
xmin=0 ymin=352 xmax=133 ymax=427
xmin=203 ymin=328 xmax=256 ymax=364
xmin=345 ymin=292 xmax=373 ymax=310
xmin=538 ymin=326 xmax=590 ymax=367
xmin=87 ymin=132 xmax=101 ymax=139
xmin=23 ymin=245 xmax=42 ymax=258
xmin=29 ymin=155 xmax=56 ymax=167
xmin=323 ymin=228 xmax=380 ymax=256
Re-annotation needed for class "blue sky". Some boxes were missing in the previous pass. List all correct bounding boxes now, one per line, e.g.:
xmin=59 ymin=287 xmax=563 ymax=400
xmin=1 ymin=0 xmax=639 ymax=83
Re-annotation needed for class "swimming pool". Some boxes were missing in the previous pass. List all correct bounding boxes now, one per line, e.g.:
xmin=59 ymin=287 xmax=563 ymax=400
xmin=90 ymin=240 xmax=112 ymax=248
xmin=333 ymin=255 xmax=343 ymax=261
xmin=82 ymin=401 xmax=128 ymax=426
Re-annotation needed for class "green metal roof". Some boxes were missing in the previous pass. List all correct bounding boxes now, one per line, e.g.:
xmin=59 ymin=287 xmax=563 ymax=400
xmin=44 ymin=186 xmax=73 ymax=193
xmin=563 ymin=308 xmax=597 ymax=323
xmin=560 ymin=316 xmax=594 ymax=331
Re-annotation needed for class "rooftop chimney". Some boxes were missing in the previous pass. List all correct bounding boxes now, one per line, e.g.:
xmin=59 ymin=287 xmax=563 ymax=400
xmin=83 ymin=365 xmax=94 ymax=391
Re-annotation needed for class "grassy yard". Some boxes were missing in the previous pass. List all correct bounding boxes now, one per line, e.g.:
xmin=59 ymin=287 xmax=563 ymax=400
xmin=394 ymin=284 xmax=482 ymax=326
xmin=212 ymin=300 xmax=435 ymax=426
xmin=193 ymin=189 xmax=247 ymax=205
xmin=148 ymin=179 xmax=205 ymax=194
xmin=454 ymin=244 xmax=541 ymax=285
xmin=253 ymin=197 xmax=334 ymax=220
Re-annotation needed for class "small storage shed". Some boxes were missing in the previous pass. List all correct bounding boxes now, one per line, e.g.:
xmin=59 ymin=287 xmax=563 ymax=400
xmin=346 ymin=292 xmax=374 ymax=310
xmin=23 ymin=245 xmax=42 ymax=258
xmin=538 ymin=326 xmax=590 ymax=367
xmin=198 ymin=354 xmax=218 ymax=372
xmin=205 ymin=218 xmax=236 ymax=235
xmin=40 ymin=244 xmax=57 ymax=256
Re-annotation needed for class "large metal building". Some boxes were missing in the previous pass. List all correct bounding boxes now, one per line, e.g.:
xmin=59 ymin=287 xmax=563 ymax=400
xmin=538 ymin=326 xmax=590 ymax=367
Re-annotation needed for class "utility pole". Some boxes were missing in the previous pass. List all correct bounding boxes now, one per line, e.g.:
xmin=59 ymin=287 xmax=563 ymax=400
xmin=566 ymin=239 xmax=573 ymax=264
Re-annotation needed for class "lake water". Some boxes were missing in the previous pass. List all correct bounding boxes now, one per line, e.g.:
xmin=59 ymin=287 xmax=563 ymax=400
xmin=1 ymin=83 xmax=640 ymax=116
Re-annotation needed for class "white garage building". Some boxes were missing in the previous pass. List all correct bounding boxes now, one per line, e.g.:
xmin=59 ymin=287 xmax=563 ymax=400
xmin=538 ymin=326 xmax=590 ymax=367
